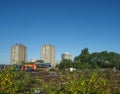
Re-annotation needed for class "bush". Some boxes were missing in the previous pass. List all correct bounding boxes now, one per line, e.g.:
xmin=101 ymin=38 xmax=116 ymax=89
xmin=0 ymin=69 xmax=35 ymax=93
xmin=36 ymin=70 xmax=120 ymax=94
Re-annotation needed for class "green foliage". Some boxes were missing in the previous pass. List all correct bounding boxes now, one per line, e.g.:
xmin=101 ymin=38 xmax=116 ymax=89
xmin=36 ymin=70 xmax=120 ymax=94
xmin=59 ymin=48 xmax=120 ymax=70
xmin=74 ymin=48 xmax=89 ymax=63
xmin=1 ymin=68 xmax=120 ymax=94
xmin=60 ymin=71 xmax=110 ymax=94
xmin=36 ymin=60 xmax=44 ymax=63
xmin=73 ymin=62 xmax=91 ymax=70
xmin=89 ymin=51 xmax=120 ymax=69
xmin=81 ymin=48 xmax=89 ymax=55
xmin=80 ymin=48 xmax=89 ymax=63
xmin=73 ymin=48 xmax=120 ymax=70
xmin=49 ymin=68 xmax=56 ymax=72
xmin=0 ymin=68 xmax=35 ymax=93
xmin=59 ymin=59 xmax=72 ymax=69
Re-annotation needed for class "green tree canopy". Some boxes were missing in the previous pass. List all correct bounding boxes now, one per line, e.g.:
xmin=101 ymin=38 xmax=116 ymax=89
xmin=59 ymin=59 xmax=72 ymax=69
xmin=59 ymin=48 xmax=120 ymax=70
xmin=36 ymin=60 xmax=44 ymax=63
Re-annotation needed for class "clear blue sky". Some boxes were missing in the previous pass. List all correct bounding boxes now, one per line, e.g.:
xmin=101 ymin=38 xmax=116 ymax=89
xmin=0 ymin=0 xmax=120 ymax=64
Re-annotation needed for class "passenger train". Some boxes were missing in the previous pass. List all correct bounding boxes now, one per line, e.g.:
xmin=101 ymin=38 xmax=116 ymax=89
xmin=0 ymin=63 xmax=51 ymax=71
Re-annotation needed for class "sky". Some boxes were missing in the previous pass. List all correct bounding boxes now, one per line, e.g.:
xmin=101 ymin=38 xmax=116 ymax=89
xmin=0 ymin=0 xmax=120 ymax=64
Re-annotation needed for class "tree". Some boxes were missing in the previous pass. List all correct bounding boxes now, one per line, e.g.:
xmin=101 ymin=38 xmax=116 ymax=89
xmin=80 ymin=48 xmax=90 ymax=63
xmin=74 ymin=56 xmax=81 ymax=63
xmin=73 ymin=48 xmax=91 ymax=69
xmin=36 ymin=60 xmax=44 ymax=63
xmin=81 ymin=48 xmax=89 ymax=55
xmin=89 ymin=51 xmax=120 ymax=69
xmin=74 ymin=48 xmax=90 ymax=63
xmin=107 ymin=52 xmax=120 ymax=68
xmin=73 ymin=62 xmax=90 ymax=70
xmin=59 ymin=59 xmax=72 ymax=69
xmin=61 ymin=48 xmax=120 ymax=70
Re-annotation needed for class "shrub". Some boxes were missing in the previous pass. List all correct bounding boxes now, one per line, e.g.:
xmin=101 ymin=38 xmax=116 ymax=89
xmin=0 ymin=69 xmax=34 ymax=93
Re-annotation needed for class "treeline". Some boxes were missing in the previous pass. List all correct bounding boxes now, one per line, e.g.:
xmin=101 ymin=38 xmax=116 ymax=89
xmin=58 ymin=48 xmax=120 ymax=70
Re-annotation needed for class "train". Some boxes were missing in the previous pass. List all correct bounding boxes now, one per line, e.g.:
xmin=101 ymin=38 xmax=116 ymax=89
xmin=0 ymin=63 xmax=51 ymax=71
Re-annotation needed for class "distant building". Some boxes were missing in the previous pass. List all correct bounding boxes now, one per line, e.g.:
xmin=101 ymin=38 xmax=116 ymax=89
xmin=10 ymin=44 xmax=27 ymax=64
xmin=41 ymin=44 xmax=56 ymax=67
xmin=61 ymin=52 xmax=72 ymax=61
xmin=31 ymin=58 xmax=36 ymax=62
